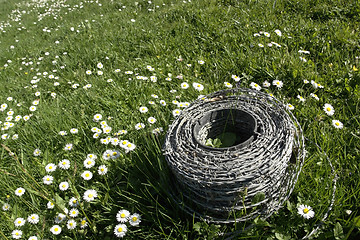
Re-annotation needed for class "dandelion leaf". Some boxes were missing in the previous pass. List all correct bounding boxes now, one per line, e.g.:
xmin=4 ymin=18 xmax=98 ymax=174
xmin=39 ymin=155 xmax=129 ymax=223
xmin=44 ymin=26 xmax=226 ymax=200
xmin=333 ymin=222 xmax=344 ymax=240
xmin=55 ymin=193 xmax=66 ymax=210
xmin=219 ymin=132 xmax=236 ymax=147
xmin=251 ymin=192 xmax=265 ymax=204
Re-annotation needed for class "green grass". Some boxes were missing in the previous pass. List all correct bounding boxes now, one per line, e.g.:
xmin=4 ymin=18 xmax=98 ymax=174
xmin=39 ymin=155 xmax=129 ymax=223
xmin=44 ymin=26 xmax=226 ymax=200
xmin=0 ymin=0 xmax=359 ymax=239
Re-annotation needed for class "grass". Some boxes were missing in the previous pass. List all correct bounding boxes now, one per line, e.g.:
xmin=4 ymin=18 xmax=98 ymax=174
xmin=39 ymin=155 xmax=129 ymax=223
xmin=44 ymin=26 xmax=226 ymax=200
xmin=0 ymin=0 xmax=359 ymax=239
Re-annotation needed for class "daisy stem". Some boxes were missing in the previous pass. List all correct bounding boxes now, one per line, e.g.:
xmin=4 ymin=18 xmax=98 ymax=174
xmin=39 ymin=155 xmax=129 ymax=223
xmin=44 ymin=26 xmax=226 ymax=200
xmin=0 ymin=229 xmax=9 ymax=240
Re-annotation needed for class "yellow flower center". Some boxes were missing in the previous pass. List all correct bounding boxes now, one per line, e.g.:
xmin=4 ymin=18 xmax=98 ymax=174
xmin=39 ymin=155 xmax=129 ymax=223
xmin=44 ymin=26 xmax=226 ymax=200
xmin=85 ymin=173 xmax=90 ymax=177
xmin=121 ymin=213 xmax=126 ymax=218
xmin=18 ymin=190 xmax=22 ymax=193
xmin=18 ymin=220 xmax=22 ymax=224
xmin=101 ymin=168 xmax=104 ymax=171
xmin=118 ymin=227 xmax=123 ymax=232
xmin=32 ymin=216 xmax=35 ymax=219
xmin=70 ymin=223 xmax=73 ymax=226
xmin=132 ymin=217 xmax=137 ymax=222
xmin=81 ymin=220 xmax=86 ymax=225
xmin=335 ymin=122 xmax=340 ymax=126
xmin=73 ymin=200 xmax=77 ymax=203
xmin=62 ymin=184 xmax=66 ymax=188
xmin=326 ymin=107 xmax=331 ymax=111
xmin=49 ymin=166 xmax=53 ymax=169
xmin=54 ymin=227 xmax=59 ymax=232
xmin=87 ymin=161 xmax=92 ymax=165
xmin=303 ymin=208 xmax=309 ymax=214
xmin=88 ymin=194 xmax=93 ymax=198
xmin=62 ymin=162 xmax=66 ymax=165
xmin=16 ymin=233 xmax=19 ymax=236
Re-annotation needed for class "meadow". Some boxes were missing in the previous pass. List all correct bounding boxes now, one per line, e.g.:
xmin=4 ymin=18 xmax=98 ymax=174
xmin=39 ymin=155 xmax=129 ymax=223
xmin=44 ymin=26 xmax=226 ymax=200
xmin=0 ymin=0 xmax=359 ymax=239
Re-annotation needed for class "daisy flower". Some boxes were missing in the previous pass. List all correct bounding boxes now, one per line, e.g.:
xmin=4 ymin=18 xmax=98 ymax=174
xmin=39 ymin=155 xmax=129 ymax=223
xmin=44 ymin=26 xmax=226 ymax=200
xmin=192 ymin=82 xmax=204 ymax=91
xmin=12 ymin=230 xmax=22 ymax=239
xmin=263 ymin=81 xmax=270 ymax=87
xmin=59 ymin=131 xmax=67 ymax=136
xmin=274 ymin=29 xmax=282 ymax=36
xmin=27 ymin=214 xmax=40 ymax=224
xmin=124 ymin=142 xmax=136 ymax=152
xmin=172 ymin=109 xmax=181 ymax=117
xmin=69 ymin=208 xmax=79 ymax=218
xmin=297 ymin=204 xmax=315 ymax=219
xmin=45 ymin=163 xmax=57 ymax=172
xmin=116 ymin=209 xmax=130 ymax=222
xmin=55 ymin=213 xmax=66 ymax=223
xmin=304 ymin=79 xmax=309 ymax=84
xmin=14 ymin=217 xmax=26 ymax=227
xmin=150 ymin=76 xmax=157 ymax=82
xmin=111 ymin=137 xmax=120 ymax=145
xmin=250 ymin=82 xmax=261 ymax=91
xmin=103 ymin=126 xmax=112 ymax=134
xmin=91 ymin=127 xmax=101 ymax=132
xmin=287 ymin=104 xmax=295 ymax=110
xmin=258 ymin=43 xmax=264 ymax=48
xmin=114 ymin=224 xmax=127 ymax=238
xmin=152 ymin=127 xmax=164 ymax=135
xmin=198 ymin=60 xmax=205 ymax=65
xmin=29 ymin=236 xmax=38 ymax=240
xmin=93 ymin=133 xmax=101 ymax=138
xmin=33 ymin=149 xmax=41 ymax=156
xmin=323 ymin=104 xmax=335 ymax=116
xmin=98 ymin=165 xmax=108 ymax=175
xmin=111 ymin=150 xmax=121 ymax=159
xmin=83 ymin=189 xmax=98 ymax=202
xmin=15 ymin=187 xmax=25 ymax=196
xmin=231 ymin=75 xmax=240 ymax=82
xmin=224 ymin=82 xmax=233 ymax=88
xmin=69 ymin=197 xmax=79 ymax=207
xmin=80 ymin=218 xmax=88 ymax=229
xmin=43 ymin=175 xmax=54 ymax=185
xmin=67 ymin=219 xmax=77 ymax=230
xmin=58 ymin=159 xmax=71 ymax=170
xmin=64 ymin=143 xmax=73 ymax=151
xmin=93 ymin=114 xmax=102 ymax=121
xmin=148 ymin=117 xmax=157 ymax=124
xmin=84 ymin=158 xmax=96 ymax=168
xmin=81 ymin=171 xmax=93 ymax=180
xmin=139 ymin=106 xmax=148 ymax=113
xmin=86 ymin=70 xmax=92 ymax=75
xmin=29 ymin=106 xmax=37 ymax=112
xmin=272 ymin=80 xmax=283 ymax=88
xmin=135 ymin=123 xmax=145 ymax=130
xmin=70 ymin=128 xmax=78 ymax=134
xmin=181 ymin=82 xmax=189 ymax=89
xmin=2 ymin=203 xmax=10 ymax=211
xmin=97 ymin=63 xmax=103 ymax=69
xmin=50 ymin=225 xmax=62 ymax=235
xmin=299 ymin=57 xmax=307 ymax=62
xmin=332 ymin=120 xmax=343 ymax=129
xmin=129 ymin=213 xmax=141 ymax=226
xmin=47 ymin=201 xmax=55 ymax=209
xmin=297 ymin=95 xmax=306 ymax=102
xmin=102 ymin=150 xmax=113 ymax=160
xmin=310 ymin=93 xmax=319 ymax=101
xmin=59 ymin=181 xmax=69 ymax=191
